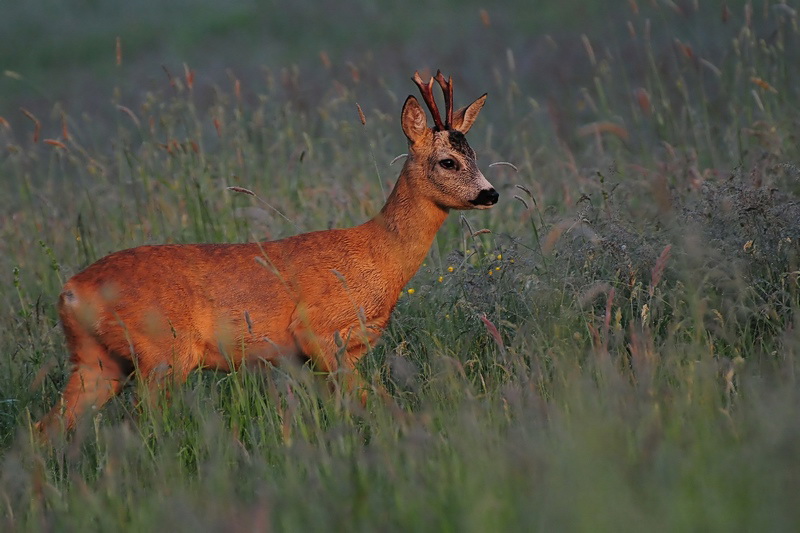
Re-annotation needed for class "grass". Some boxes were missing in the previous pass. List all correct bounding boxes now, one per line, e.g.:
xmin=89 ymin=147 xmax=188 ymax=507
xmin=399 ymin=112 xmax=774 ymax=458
xmin=2 ymin=1 xmax=800 ymax=530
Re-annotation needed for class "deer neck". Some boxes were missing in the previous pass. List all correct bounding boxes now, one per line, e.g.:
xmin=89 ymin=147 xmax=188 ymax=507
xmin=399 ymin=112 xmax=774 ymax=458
xmin=370 ymin=161 xmax=449 ymax=285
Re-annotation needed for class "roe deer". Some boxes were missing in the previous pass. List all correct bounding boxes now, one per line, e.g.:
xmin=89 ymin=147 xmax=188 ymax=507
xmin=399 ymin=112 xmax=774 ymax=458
xmin=37 ymin=70 xmax=498 ymax=434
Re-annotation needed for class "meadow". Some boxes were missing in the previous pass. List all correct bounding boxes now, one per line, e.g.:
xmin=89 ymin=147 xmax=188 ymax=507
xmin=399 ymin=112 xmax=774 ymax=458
xmin=2 ymin=1 xmax=800 ymax=530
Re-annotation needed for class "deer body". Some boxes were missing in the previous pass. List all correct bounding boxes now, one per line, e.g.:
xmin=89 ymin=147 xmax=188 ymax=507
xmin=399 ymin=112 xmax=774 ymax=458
xmin=38 ymin=71 xmax=497 ymax=433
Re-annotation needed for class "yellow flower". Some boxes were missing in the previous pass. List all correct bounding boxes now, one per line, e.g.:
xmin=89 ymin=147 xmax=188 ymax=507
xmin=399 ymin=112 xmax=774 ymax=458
xmin=488 ymin=270 xmax=494 ymax=276
xmin=445 ymin=314 xmax=450 ymax=319
xmin=495 ymin=266 xmax=501 ymax=271
xmin=447 ymin=266 xmax=454 ymax=272
xmin=510 ymin=259 xmax=515 ymax=264
xmin=407 ymin=288 xmax=415 ymax=295
xmin=496 ymin=254 xmax=502 ymax=260
xmin=438 ymin=276 xmax=443 ymax=283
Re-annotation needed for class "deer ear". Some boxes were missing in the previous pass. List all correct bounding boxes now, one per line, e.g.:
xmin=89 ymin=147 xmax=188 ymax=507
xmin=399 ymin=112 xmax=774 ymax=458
xmin=401 ymin=95 xmax=431 ymax=144
xmin=451 ymin=93 xmax=487 ymax=134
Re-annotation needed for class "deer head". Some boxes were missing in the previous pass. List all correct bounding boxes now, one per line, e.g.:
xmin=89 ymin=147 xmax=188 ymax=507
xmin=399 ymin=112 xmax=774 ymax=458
xmin=400 ymin=70 xmax=498 ymax=210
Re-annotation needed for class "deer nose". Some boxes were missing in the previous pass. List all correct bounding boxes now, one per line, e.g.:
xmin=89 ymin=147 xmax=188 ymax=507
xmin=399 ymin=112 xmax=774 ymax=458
xmin=471 ymin=188 xmax=499 ymax=206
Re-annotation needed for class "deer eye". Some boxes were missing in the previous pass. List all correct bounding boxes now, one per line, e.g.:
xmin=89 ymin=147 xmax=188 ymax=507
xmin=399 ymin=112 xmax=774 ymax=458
xmin=439 ymin=158 xmax=457 ymax=170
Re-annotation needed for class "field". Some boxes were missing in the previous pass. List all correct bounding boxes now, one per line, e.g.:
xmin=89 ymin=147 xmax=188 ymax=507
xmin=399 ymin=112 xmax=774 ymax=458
xmin=2 ymin=1 xmax=800 ymax=530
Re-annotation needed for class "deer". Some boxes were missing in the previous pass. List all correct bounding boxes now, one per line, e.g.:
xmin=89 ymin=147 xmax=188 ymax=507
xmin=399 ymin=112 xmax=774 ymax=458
xmin=36 ymin=70 xmax=498 ymax=435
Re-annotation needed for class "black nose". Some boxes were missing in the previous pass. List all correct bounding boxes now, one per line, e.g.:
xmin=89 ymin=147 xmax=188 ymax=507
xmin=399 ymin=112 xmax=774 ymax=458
xmin=471 ymin=188 xmax=499 ymax=206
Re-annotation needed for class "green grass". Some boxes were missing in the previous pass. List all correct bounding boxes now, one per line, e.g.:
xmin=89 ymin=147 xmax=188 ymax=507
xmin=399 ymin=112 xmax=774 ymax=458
xmin=2 ymin=1 xmax=800 ymax=531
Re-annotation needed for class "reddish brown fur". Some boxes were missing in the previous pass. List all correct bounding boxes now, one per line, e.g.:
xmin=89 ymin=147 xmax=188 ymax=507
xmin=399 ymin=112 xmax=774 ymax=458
xmin=37 ymin=72 xmax=497 ymax=434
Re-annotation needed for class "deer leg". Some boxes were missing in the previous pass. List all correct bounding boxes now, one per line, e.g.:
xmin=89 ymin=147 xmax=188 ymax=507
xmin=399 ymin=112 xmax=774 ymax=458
xmin=293 ymin=322 xmax=382 ymax=406
xmin=128 ymin=341 xmax=196 ymax=417
xmin=37 ymin=331 xmax=130 ymax=435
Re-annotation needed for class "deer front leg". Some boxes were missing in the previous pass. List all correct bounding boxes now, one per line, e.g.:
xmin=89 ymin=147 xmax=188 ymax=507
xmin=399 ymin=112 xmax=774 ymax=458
xmin=291 ymin=310 xmax=386 ymax=406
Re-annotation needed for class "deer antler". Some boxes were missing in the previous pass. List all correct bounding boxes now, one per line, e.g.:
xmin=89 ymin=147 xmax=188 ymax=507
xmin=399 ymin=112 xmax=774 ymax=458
xmin=412 ymin=71 xmax=446 ymax=131
xmin=434 ymin=70 xmax=453 ymax=129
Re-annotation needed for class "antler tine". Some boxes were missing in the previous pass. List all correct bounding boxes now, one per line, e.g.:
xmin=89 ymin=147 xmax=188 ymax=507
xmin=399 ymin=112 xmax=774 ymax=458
xmin=434 ymin=70 xmax=453 ymax=129
xmin=412 ymin=71 xmax=446 ymax=131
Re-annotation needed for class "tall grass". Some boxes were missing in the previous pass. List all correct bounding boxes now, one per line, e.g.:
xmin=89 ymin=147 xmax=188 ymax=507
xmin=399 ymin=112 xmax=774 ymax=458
xmin=2 ymin=1 xmax=800 ymax=530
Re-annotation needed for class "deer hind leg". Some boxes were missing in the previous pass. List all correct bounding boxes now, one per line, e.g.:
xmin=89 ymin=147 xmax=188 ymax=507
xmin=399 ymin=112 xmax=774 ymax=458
xmin=122 ymin=336 xmax=198 ymax=417
xmin=37 ymin=322 xmax=131 ymax=435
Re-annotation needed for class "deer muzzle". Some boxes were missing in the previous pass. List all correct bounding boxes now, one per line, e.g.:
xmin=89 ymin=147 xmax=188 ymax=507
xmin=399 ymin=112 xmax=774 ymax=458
xmin=470 ymin=187 xmax=499 ymax=207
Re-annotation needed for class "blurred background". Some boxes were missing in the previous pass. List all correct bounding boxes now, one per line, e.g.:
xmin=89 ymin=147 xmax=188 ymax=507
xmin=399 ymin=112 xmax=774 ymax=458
xmin=2 ymin=0 xmax=623 ymax=114
xmin=2 ymin=0 xmax=775 ymax=148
